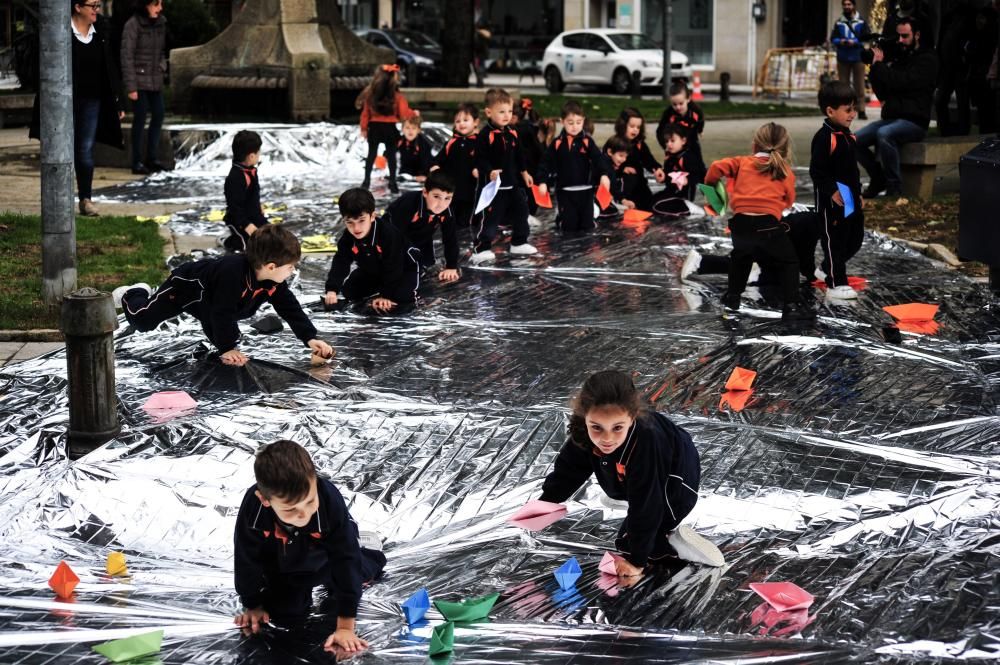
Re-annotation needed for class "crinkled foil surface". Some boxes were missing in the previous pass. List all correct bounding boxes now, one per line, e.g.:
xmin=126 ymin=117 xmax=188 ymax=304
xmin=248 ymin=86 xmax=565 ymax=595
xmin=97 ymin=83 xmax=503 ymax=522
xmin=1 ymin=123 xmax=998 ymax=663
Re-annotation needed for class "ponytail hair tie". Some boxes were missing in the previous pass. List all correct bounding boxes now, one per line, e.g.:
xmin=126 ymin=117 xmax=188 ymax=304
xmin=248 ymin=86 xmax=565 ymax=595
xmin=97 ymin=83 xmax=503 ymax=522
xmin=382 ymin=64 xmax=400 ymax=73
xmin=521 ymin=98 xmax=533 ymax=110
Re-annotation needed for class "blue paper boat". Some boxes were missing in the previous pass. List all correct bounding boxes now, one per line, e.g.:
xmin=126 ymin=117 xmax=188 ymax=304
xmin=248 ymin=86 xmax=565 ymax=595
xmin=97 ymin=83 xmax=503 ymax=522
xmin=402 ymin=588 xmax=431 ymax=625
xmin=554 ymin=557 xmax=582 ymax=590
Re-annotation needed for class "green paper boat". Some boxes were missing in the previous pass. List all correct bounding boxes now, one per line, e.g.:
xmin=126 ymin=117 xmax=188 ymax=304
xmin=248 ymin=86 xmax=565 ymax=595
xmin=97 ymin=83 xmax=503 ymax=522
xmin=715 ymin=180 xmax=729 ymax=211
xmin=433 ymin=592 xmax=499 ymax=622
xmin=698 ymin=183 xmax=726 ymax=214
xmin=428 ymin=621 xmax=455 ymax=657
xmin=92 ymin=629 xmax=163 ymax=663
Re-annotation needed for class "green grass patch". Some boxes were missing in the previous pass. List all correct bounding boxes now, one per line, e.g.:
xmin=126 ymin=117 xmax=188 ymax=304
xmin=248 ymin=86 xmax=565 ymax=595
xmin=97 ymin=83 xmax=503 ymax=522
xmin=0 ymin=213 xmax=167 ymax=329
xmin=532 ymin=95 xmax=819 ymax=122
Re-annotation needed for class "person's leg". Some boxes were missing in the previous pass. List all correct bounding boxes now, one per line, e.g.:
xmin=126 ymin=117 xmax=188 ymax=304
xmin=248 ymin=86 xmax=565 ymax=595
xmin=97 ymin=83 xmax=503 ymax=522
xmin=875 ymin=119 xmax=926 ymax=195
xmin=509 ymin=187 xmax=531 ymax=246
xmin=474 ymin=189 xmax=507 ymax=253
xmin=851 ymin=61 xmax=866 ymax=113
xmin=73 ymin=98 xmax=101 ymax=202
xmin=724 ymin=215 xmax=757 ymax=305
xmin=955 ymin=75 xmax=972 ymax=136
xmin=818 ymin=206 xmax=849 ymax=287
xmin=451 ymin=198 xmax=473 ymax=228
xmin=760 ymin=228 xmax=801 ymax=304
xmin=785 ymin=210 xmax=820 ymax=280
xmin=362 ymin=136 xmax=377 ymax=187
xmin=341 ymin=270 xmax=381 ymax=302
xmin=382 ymin=125 xmax=399 ymax=189
xmin=577 ymin=190 xmax=596 ymax=232
xmin=935 ymin=72 xmax=957 ymax=136
xmin=122 ymin=276 xmax=186 ymax=331
xmin=146 ymin=90 xmax=165 ymax=167
xmin=854 ymin=119 xmax=887 ymax=192
xmin=130 ymin=92 xmax=149 ymax=169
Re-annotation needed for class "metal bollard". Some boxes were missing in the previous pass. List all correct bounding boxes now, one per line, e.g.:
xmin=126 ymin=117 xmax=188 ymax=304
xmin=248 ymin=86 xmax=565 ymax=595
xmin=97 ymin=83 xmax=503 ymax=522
xmin=720 ymin=72 xmax=731 ymax=103
xmin=61 ymin=287 xmax=120 ymax=459
xmin=631 ymin=71 xmax=642 ymax=99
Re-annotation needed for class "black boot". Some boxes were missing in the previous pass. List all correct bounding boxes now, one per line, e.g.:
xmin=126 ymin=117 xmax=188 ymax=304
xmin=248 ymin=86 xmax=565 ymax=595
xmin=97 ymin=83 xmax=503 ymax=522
xmin=781 ymin=300 xmax=815 ymax=322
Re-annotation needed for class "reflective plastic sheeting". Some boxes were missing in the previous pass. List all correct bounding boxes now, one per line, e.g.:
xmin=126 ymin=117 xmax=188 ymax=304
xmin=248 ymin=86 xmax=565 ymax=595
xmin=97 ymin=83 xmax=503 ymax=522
xmin=0 ymin=123 xmax=998 ymax=663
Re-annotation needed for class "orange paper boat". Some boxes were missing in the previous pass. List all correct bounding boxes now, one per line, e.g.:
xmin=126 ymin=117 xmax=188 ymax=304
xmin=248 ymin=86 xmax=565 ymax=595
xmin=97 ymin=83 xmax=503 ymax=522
xmin=812 ymin=276 xmax=869 ymax=291
xmin=49 ymin=561 xmax=79 ymax=599
xmin=595 ymin=184 xmax=612 ymax=210
xmin=373 ymin=155 xmax=388 ymax=170
xmin=719 ymin=389 xmax=754 ymax=412
xmin=531 ymin=185 xmax=553 ymax=208
xmin=623 ymin=209 xmax=652 ymax=222
xmin=883 ymin=303 xmax=939 ymax=322
xmin=724 ymin=366 xmax=756 ymax=391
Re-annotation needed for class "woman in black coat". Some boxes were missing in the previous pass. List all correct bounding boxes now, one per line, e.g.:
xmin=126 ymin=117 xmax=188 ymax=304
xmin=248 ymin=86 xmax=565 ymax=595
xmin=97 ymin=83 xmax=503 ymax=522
xmin=121 ymin=0 xmax=167 ymax=174
xmin=31 ymin=0 xmax=124 ymax=217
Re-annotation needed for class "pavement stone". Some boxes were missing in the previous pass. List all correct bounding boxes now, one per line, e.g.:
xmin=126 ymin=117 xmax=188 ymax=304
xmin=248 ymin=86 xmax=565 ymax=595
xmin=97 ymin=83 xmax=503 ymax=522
xmin=9 ymin=342 xmax=63 ymax=365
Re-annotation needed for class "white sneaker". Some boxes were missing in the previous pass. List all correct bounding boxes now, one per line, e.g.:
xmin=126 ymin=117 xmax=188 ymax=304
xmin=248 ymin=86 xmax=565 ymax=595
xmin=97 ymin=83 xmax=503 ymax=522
xmin=826 ymin=285 xmax=858 ymax=300
xmin=358 ymin=530 xmax=383 ymax=552
xmin=680 ymin=249 xmax=702 ymax=281
xmin=469 ymin=249 xmax=496 ymax=264
xmin=668 ymin=525 xmax=725 ymax=567
xmin=680 ymin=287 xmax=704 ymax=311
xmin=510 ymin=242 xmax=538 ymax=256
xmin=747 ymin=262 xmax=761 ymax=284
xmin=814 ymin=268 xmax=827 ymax=282
xmin=111 ymin=283 xmax=151 ymax=309
xmin=599 ymin=494 xmax=630 ymax=511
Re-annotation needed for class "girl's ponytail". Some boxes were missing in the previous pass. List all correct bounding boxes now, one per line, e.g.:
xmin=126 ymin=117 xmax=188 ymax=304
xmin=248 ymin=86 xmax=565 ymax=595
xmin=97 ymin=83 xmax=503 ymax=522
xmin=751 ymin=122 xmax=792 ymax=181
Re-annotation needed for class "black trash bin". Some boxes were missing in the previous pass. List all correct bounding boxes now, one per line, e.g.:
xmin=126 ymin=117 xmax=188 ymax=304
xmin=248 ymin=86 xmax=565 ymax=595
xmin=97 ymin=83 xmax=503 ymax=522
xmin=958 ymin=137 xmax=1000 ymax=294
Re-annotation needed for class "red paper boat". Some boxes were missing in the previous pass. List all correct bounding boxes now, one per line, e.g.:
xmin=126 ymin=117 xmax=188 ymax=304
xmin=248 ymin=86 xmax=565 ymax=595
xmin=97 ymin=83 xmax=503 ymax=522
xmin=749 ymin=581 xmax=815 ymax=611
xmin=507 ymin=500 xmax=566 ymax=531
xmin=49 ymin=560 xmax=80 ymax=599
xmin=530 ymin=185 xmax=553 ymax=208
xmin=595 ymin=184 xmax=612 ymax=210
xmin=724 ymin=366 xmax=756 ymax=391
xmin=719 ymin=389 xmax=754 ymax=412
xmin=882 ymin=303 xmax=939 ymax=322
xmin=623 ymin=209 xmax=652 ymax=222
xmin=811 ymin=276 xmax=869 ymax=291
xmin=373 ymin=155 xmax=388 ymax=170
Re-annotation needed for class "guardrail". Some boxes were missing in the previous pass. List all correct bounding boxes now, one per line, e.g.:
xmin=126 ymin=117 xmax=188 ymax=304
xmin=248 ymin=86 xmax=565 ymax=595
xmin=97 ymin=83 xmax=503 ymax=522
xmin=754 ymin=47 xmax=839 ymax=98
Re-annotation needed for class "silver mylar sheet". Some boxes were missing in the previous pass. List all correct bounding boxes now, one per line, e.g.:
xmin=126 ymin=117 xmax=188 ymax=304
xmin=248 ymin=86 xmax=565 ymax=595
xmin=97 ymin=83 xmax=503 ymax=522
xmin=0 ymin=123 xmax=997 ymax=664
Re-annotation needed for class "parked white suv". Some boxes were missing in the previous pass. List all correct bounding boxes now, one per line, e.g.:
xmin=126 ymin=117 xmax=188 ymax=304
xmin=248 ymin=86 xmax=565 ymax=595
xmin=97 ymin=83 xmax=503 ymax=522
xmin=542 ymin=29 xmax=692 ymax=94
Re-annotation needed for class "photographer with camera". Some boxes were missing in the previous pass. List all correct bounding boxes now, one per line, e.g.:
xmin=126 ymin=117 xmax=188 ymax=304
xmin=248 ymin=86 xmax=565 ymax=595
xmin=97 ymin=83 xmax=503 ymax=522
xmin=831 ymin=0 xmax=871 ymax=120
xmin=857 ymin=17 xmax=939 ymax=198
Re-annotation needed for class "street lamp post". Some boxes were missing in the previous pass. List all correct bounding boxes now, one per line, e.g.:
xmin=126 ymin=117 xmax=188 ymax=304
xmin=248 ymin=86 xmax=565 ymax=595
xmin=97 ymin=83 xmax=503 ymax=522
xmin=662 ymin=0 xmax=673 ymax=100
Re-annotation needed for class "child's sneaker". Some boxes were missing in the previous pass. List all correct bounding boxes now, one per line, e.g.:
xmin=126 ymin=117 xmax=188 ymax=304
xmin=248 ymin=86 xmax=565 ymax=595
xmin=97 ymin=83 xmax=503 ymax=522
xmin=470 ymin=249 xmax=496 ymax=264
xmin=668 ymin=525 xmax=725 ymax=567
xmin=680 ymin=249 xmax=702 ymax=281
xmin=747 ymin=262 xmax=761 ymax=285
xmin=510 ymin=242 xmax=538 ymax=256
xmin=358 ymin=530 xmax=383 ymax=552
xmin=721 ymin=292 xmax=741 ymax=315
xmin=813 ymin=267 xmax=827 ymax=283
xmin=112 ymin=283 xmax=151 ymax=309
xmin=599 ymin=494 xmax=630 ymax=511
xmin=826 ymin=285 xmax=858 ymax=300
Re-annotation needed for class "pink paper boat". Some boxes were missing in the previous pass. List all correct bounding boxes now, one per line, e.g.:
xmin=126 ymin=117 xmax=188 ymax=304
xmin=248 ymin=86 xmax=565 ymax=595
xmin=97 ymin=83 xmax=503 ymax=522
xmin=749 ymin=581 xmax=815 ymax=612
xmin=599 ymin=551 xmax=622 ymax=575
xmin=142 ymin=391 xmax=198 ymax=412
xmin=507 ymin=500 xmax=567 ymax=531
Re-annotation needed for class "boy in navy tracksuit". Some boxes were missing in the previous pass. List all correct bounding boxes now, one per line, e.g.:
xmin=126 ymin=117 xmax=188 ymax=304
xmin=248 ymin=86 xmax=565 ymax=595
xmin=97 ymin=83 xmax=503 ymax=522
xmin=599 ymin=136 xmax=634 ymax=216
xmin=115 ymin=225 xmax=334 ymax=367
xmin=471 ymin=88 xmax=537 ymax=264
xmin=430 ymin=103 xmax=479 ymax=227
xmin=652 ymin=124 xmax=706 ymax=217
xmin=809 ymin=81 xmax=865 ymax=300
xmin=398 ymin=116 xmax=434 ymax=180
xmin=224 ymin=130 xmax=269 ymax=252
xmin=656 ymin=82 xmax=706 ymax=161
xmin=536 ymin=101 xmax=611 ymax=233
xmin=234 ymin=440 xmax=385 ymax=654
xmin=384 ymin=171 xmax=460 ymax=283
xmin=324 ymin=188 xmax=421 ymax=314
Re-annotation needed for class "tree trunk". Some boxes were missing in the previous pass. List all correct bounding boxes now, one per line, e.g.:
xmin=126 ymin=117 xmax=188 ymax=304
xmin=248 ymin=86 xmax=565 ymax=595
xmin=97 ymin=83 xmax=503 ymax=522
xmin=440 ymin=0 xmax=473 ymax=87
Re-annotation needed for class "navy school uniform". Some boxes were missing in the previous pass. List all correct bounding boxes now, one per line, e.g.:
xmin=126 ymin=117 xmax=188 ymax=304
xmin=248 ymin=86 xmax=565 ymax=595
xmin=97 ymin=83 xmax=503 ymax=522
xmin=516 ymin=119 xmax=544 ymax=215
xmin=652 ymin=148 xmax=706 ymax=217
xmin=620 ymin=138 xmax=659 ymax=211
xmin=234 ymin=477 xmax=386 ymax=622
xmin=539 ymin=412 xmax=701 ymax=568
xmin=324 ymin=218 xmax=420 ymax=305
xmin=223 ymin=162 xmax=269 ymax=252
xmin=536 ymin=130 xmax=610 ymax=232
xmin=398 ymin=133 xmax=434 ymax=178
xmin=383 ymin=190 xmax=459 ymax=271
xmin=598 ymin=155 xmax=627 ymax=218
xmin=655 ymin=102 xmax=706 ymax=159
xmin=431 ymin=130 xmax=478 ymax=227
xmin=121 ymin=254 xmax=317 ymax=353
xmin=473 ymin=121 xmax=530 ymax=253
xmin=809 ymin=119 xmax=864 ymax=288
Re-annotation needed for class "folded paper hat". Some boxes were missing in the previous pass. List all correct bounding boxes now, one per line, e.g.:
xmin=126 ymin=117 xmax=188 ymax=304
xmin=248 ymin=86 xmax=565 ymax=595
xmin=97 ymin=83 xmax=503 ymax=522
xmin=598 ymin=551 xmax=622 ymax=575
xmin=428 ymin=621 xmax=454 ymax=657
xmin=142 ymin=391 xmax=197 ymax=412
xmin=507 ymin=499 xmax=566 ymax=532
xmin=554 ymin=557 xmax=582 ymax=591
xmin=595 ymin=184 xmax=613 ymax=210
xmin=882 ymin=302 xmax=939 ymax=322
xmin=433 ymin=592 xmax=499 ymax=622
xmin=92 ymin=629 xmax=163 ymax=663
xmin=724 ymin=366 xmax=756 ymax=391
xmin=401 ymin=587 xmax=431 ymax=625
xmin=106 ymin=552 xmax=128 ymax=577
xmin=530 ymin=184 xmax=553 ymax=208
xmin=749 ymin=581 xmax=815 ymax=612
xmin=48 ymin=560 xmax=79 ymax=599
xmin=623 ymin=209 xmax=652 ymax=222
xmin=719 ymin=388 xmax=754 ymax=412
xmin=250 ymin=314 xmax=284 ymax=334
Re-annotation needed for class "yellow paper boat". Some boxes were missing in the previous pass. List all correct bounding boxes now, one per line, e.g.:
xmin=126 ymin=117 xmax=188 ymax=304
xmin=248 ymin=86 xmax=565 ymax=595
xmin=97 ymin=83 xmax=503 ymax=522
xmin=202 ymin=209 xmax=226 ymax=222
xmin=136 ymin=214 xmax=172 ymax=225
xmin=301 ymin=235 xmax=337 ymax=253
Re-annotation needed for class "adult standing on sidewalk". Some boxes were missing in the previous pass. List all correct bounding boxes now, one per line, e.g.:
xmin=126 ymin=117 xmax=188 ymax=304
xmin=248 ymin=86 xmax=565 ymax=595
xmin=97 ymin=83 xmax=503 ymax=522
xmin=30 ymin=0 xmax=124 ymax=217
xmin=472 ymin=21 xmax=491 ymax=88
xmin=831 ymin=0 xmax=871 ymax=119
xmin=121 ymin=0 xmax=168 ymax=175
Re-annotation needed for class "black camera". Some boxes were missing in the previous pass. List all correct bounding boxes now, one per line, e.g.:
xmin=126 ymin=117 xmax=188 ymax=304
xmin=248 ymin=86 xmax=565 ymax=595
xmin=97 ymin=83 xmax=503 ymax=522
xmin=860 ymin=34 xmax=897 ymax=64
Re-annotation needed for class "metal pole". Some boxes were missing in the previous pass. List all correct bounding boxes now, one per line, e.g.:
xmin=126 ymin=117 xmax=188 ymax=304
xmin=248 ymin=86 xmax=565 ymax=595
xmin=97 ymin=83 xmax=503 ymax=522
xmin=661 ymin=0 xmax=672 ymax=100
xmin=40 ymin=0 xmax=77 ymax=305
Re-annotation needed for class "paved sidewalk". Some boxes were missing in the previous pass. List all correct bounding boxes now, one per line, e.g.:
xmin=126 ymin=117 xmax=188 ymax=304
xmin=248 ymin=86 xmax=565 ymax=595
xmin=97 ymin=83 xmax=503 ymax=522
xmin=0 ymin=341 xmax=63 ymax=368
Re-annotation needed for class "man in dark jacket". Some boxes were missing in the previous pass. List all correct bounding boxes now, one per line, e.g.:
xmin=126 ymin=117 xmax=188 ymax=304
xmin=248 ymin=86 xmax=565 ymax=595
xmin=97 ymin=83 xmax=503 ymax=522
xmin=831 ymin=0 xmax=871 ymax=119
xmin=856 ymin=16 xmax=939 ymax=198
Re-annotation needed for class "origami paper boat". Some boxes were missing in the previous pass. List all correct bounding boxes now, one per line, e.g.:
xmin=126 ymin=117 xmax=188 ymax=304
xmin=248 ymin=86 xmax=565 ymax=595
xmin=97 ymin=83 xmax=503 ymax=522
xmin=530 ymin=184 xmax=553 ymax=208
xmin=623 ymin=209 xmax=652 ymax=222
xmin=724 ymin=366 xmax=756 ymax=391
xmin=595 ymin=183 xmax=612 ymax=210
xmin=48 ymin=560 xmax=79 ymax=599
xmin=142 ymin=391 xmax=197 ymax=412
xmin=749 ymin=581 xmax=815 ymax=612
xmin=401 ymin=587 xmax=431 ymax=625
xmin=428 ymin=621 xmax=454 ymax=657
xmin=91 ymin=629 xmax=163 ymax=663
xmin=433 ymin=592 xmax=499 ymax=622
xmin=554 ymin=557 xmax=582 ymax=590
xmin=507 ymin=499 xmax=567 ymax=531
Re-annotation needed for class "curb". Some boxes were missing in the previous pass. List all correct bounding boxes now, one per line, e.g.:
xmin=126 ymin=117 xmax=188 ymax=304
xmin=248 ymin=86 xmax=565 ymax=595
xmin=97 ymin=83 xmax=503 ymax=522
xmin=0 ymin=329 xmax=63 ymax=342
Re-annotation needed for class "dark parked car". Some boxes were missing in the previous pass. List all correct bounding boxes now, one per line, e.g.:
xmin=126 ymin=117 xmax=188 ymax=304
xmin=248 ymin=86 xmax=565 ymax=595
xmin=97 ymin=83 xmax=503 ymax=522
xmin=355 ymin=28 xmax=442 ymax=86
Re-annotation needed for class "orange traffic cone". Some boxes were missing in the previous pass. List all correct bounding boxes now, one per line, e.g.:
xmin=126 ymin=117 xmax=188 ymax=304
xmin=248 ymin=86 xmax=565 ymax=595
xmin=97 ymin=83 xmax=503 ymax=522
xmin=867 ymin=86 xmax=881 ymax=109
xmin=691 ymin=72 xmax=705 ymax=101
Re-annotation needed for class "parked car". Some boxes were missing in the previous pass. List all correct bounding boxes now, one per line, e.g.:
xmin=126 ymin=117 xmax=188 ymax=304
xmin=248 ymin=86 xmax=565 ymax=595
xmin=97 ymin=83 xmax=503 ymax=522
xmin=354 ymin=28 xmax=442 ymax=86
xmin=541 ymin=29 xmax=692 ymax=94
